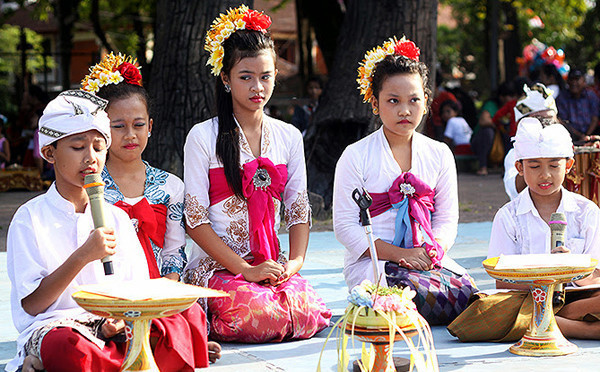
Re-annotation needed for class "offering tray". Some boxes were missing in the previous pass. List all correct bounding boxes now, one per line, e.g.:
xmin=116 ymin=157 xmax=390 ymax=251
xmin=483 ymin=256 xmax=597 ymax=356
xmin=342 ymin=306 xmax=418 ymax=372
xmin=72 ymin=278 xmax=227 ymax=371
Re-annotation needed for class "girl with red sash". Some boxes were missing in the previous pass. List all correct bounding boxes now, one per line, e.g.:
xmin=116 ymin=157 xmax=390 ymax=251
xmin=182 ymin=5 xmax=331 ymax=343
xmin=333 ymin=37 xmax=477 ymax=325
xmin=80 ymin=53 xmax=219 ymax=370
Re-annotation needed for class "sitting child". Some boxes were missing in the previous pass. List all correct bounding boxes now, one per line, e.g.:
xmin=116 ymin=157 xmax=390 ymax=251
xmin=441 ymin=99 xmax=472 ymax=154
xmin=503 ymin=83 xmax=558 ymax=199
xmin=8 ymin=91 xmax=151 ymax=372
xmin=448 ymin=117 xmax=600 ymax=341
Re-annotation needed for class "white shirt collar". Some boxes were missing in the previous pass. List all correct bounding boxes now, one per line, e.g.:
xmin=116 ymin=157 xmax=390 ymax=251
xmin=515 ymin=186 xmax=577 ymax=217
xmin=46 ymin=182 xmax=79 ymax=215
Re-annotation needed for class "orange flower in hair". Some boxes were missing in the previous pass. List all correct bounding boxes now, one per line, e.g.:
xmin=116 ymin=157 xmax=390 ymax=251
xmin=357 ymin=36 xmax=421 ymax=104
xmin=81 ymin=53 xmax=142 ymax=93
xmin=205 ymin=5 xmax=272 ymax=76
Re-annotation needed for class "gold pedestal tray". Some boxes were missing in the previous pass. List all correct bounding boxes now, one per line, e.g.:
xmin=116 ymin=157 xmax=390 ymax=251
xmin=72 ymin=278 xmax=227 ymax=371
xmin=483 ymin=257 xmax=597 ymax=356
xmin=342 ymin=308 xmax=418 ymax=372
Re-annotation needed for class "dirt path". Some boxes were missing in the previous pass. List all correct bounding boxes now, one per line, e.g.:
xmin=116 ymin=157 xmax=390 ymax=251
xmin=457 ymin=170 xmax=509 ymax=223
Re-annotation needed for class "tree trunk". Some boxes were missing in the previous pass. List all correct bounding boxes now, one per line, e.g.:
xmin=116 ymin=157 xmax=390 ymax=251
xmin=146 ymin=0 xmax=252 ymax=176
xmin=502 ymin=1 xmax=519 ymax=83
xmin=54 ymin=0 xmax=81 ymax=90
xmin=90 ymin=0 xmax=115 ymax=52
xmin=296 ymin=0 xmax=344 ymax=72
xmin=305 ymin=0 xmax=438 ymax=207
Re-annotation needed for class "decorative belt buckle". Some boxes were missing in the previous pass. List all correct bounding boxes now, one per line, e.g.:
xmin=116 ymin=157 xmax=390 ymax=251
xmin=253 ymin=168 xmax=271 ymax=189
xmin=399 ymin=183 xmax=415 ymax=197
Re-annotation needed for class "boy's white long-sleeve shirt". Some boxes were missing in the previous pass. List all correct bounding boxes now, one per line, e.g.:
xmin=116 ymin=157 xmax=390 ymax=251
xmin=488 ymin=187 xmax=600 ymax=259
xmin=6 ymin=183 xmax=149 ymax=371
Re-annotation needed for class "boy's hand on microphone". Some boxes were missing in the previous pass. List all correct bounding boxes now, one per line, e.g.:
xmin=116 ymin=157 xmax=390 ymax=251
xmin=551 ymin=245 xmax=570 ymax=254
xmin=77 ymin=227 xmax=117 ymax=263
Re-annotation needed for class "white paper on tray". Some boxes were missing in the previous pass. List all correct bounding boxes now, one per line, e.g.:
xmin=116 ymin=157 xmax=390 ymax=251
xmin=494 ymin=254 xmax=592 ymax=270
xmin=76 ymin=278 xmax=228 ymax=301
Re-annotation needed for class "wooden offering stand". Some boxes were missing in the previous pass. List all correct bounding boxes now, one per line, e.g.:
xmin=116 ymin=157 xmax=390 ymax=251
xmin=72 ymin=278 xmax=227 ymax=371
xmin=342 ymin=306 xmax=418 ymax=372
xmin=483 ymin=256 xmax=597 ymax=356
xmin=345 ymin=324 xmax=417 ymax=372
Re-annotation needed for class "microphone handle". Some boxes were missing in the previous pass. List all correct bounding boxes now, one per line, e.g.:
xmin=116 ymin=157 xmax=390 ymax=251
xmin=550 ymin=226 xmax=566 ymax=305
xmin=87 ymin=186 xmax=114 ymax=275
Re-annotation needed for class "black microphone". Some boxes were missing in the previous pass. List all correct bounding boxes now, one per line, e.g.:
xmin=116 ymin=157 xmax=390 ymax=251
xmin=84 ymin=173 xmax=114 ymax=275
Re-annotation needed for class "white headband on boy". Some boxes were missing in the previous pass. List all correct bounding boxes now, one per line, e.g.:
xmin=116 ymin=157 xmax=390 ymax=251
xmin=38 ymin=90 xmax=111 ymax=160
xmin=513 ymin=117 xmax=573 ymax=160
xmin=514 ymin=83 xmax=558 ymax=122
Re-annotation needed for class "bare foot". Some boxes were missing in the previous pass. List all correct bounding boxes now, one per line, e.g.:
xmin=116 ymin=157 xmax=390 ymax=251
xmin=208 ymin=341 xmax=222 ymax=363
xmin=476 ymin=167 xmax=488 ymax=176
xmin=23 ymin=355 xmax=43 ymax=372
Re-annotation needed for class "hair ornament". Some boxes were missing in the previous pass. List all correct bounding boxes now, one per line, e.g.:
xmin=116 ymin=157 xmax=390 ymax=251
xmin=204 ymin=5 xmax=272 ymax=76
xmin=357 ymin=36 xmax=420 ymax=103
xmin=81 ymin=52 xmax=142 ymax=93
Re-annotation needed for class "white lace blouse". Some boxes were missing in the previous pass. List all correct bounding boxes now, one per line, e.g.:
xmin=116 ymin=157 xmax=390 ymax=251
xmin=182 ymin=115 xmax=311 ymax=287
xmin=333 ymin=128 xmax=459 ymax=289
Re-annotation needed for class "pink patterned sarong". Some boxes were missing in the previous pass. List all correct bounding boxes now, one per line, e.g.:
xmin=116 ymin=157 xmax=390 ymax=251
xmin=208 ymin=270 xmax=331 ymax=343
xmin=206 ymin=158 xmax=332 ymax=342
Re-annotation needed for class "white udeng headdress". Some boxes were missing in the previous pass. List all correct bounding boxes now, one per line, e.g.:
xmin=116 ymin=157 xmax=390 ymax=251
xmin=38 ymin=90 xmax=111 ymax=160
xmin=514 ymin=83 xmax=558 ymax=122
xmin=513 ymin=117 xmax=573 ymax=160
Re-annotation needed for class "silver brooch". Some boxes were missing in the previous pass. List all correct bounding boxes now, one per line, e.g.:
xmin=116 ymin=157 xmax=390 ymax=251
xmin=131 ymin=218 xmax=139 ymax=233
xmin=399 ymin=183 xmax=415 ymax=196
xmin=253 ymin=168 xmax=271 ymax=189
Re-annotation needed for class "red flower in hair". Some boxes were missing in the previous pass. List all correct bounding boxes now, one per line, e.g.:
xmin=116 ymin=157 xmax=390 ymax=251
xmin=394 ymin=40 xmax=420 ymax=61
xmin=117 ymin=62 xmax=142 ymax=86
xmin=243 ymin=10 xmax=271 ymax=32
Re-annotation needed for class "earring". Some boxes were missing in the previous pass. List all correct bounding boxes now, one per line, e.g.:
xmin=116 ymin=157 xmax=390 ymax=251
xmin=224 ymin=84 xmax=231 ymax=93
xmin=372 ymin=107 xmax=379 ymax=115
xmin=148 ymin=132 xmax=152 ymax=138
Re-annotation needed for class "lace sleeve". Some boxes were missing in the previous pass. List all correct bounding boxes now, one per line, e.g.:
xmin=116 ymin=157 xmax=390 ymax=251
xmin=284 ymin=190 xmax=311 ymax=229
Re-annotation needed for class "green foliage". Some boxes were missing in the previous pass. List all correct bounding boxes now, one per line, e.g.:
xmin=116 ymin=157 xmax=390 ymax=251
xmin=439 ymin=0 xmax=590 ymax=98
xmin=567 ymin=3 xmax=600 ymax=69
xmin=78 ymin=0 xmax=156 ymax=58
xmin=0 ymin=24 xmax=54 ymax=117
xmin=516 ymin=1 xmax=587 ymax=48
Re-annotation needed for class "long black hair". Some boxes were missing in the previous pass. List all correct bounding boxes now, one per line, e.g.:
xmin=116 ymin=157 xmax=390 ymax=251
xmin=371 ymin=55 xmax=432 ymax=108
xmin=216 ymin=29 xmax=275 ymax=198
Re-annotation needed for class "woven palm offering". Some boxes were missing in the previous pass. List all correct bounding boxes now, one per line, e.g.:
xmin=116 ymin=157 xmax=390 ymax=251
xmin=318 ymin=280 xmax=438 ymax=372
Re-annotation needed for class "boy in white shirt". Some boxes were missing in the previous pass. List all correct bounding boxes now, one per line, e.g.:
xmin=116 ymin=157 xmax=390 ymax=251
xmin=490 ymin=117 xmax=600 ymax=339
xmin=449 ymin=117 xmax=600 ymax=342
xmin=6 ymin=91 xmax=149 ymax=372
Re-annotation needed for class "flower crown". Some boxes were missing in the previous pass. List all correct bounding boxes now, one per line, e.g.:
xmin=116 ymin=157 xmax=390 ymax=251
xmin=357 ymin=36 xmax=421 ymax=104
xmin=81 ymin=52 xmax=142 ymax=94
xmin=204 ymin=5 xmax=272 ymax=76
